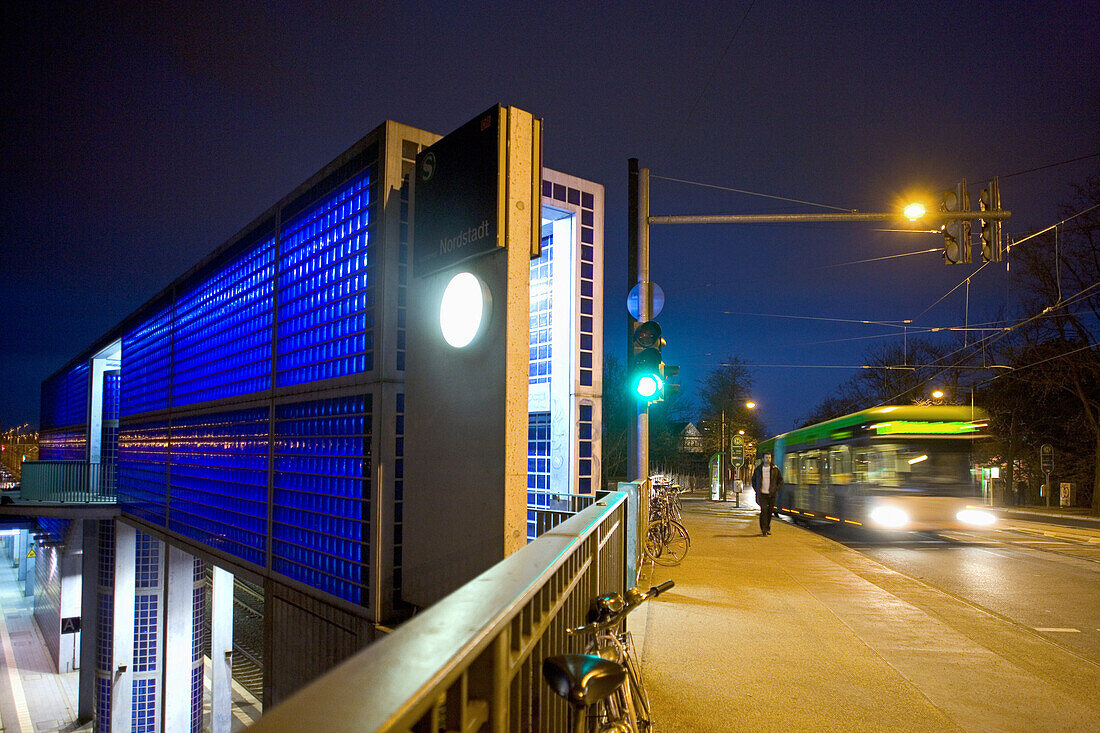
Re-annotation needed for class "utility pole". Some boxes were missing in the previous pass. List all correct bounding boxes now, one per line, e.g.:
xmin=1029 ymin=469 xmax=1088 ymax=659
xmin=627 ymin=163 xmax=1010 ymax=484
xmin=627 ymin=159 xmax=652 ymax=482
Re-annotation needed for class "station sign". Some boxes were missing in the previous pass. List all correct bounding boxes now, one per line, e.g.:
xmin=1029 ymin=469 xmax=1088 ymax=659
xmin=731 ymin=434 xmax=745 ymax=464
xmin=413 ymin=105 xmax=505 ymax=278
xmin=1040 ymin=444 xmax=1054 ymax=474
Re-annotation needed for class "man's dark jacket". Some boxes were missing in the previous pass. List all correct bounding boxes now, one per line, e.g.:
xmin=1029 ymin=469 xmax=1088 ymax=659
xmin=751 ymin=462 xmax=783 ymax=496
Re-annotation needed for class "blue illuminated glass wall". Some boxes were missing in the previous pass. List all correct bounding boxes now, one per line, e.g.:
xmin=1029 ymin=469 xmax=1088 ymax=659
xmin=168 ymin=409 xmax=269 ymax=567
xmin=120 ymin=305 xmax=172 ymax=418
xmin=529 ymin=232 xmax=553 ymax=385
xmin=277 ymin=170 xmax=374 ymax=387
xmin=526 ymin=412 xmax=552 ymax=540
xmin=95 ymin=521 xmax=115 ymax=729
xmin=118 ymin=420 xmax=169 ymax=526
xmin=173 ymin=234 xmax=275 ymax=406
xmin=40 ymin=362 xmax=90 ymax=460
xmin=273 ymin=395 xmax=371 ymax=604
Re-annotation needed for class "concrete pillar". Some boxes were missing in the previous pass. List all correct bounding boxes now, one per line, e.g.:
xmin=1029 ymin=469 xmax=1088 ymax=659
xmin=59 ymin=527 xmax=83 ymax=673
xmin=24 ymin=542 xmax=35 ymax=597
xmin=211 ymin=566 xmax=234 ymax=733
xmin=16 ymin=530 xmax=27 ymax=580
xmin=163 ymin=545 xmax=196 ymax=732
xmin=111 ymin=522 xmax=136 ymax=733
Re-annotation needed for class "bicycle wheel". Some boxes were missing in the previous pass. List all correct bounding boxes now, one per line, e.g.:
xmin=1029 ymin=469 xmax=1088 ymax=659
xmin=622 ymin=635 xmax=652 ymax=731
xmin=643 ymin=520 xmax=671 ymax=562
xmin=648 ymin=520 xmax=689 ymax=566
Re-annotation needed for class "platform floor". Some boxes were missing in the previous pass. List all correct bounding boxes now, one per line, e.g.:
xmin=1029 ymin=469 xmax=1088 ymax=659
xmin=631 ymin=498 xmax=1100 ymax=732
xmin=0 ymin=545 xmax=261 ymax=732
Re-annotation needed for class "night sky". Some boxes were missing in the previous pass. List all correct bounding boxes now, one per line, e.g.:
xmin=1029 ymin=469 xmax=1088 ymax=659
xmin=3 ymin=1 xmax=1098 ymax=435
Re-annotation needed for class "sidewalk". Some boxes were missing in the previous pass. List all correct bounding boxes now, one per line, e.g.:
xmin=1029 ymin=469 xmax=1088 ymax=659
xmin=990 ymin=504 xmax=1100 ymax=530
xmin=632 ymin=499 xmax=1100 ymax=732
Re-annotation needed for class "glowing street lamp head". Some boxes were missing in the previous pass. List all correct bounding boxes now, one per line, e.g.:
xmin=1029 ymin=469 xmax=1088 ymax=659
xmin=903 ymin=203 xmax=926 ymax=221
xmin=745 ymin=401 xmax=756 ymax=409
xmin=439 ymin=272 xmax=491 ymax=348
xmin=931 ymin=389 xmax=945 ymax=400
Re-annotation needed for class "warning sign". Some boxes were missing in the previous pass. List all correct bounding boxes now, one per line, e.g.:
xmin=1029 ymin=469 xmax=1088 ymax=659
xmin=26 ymin=548 xmax=35 ymax=559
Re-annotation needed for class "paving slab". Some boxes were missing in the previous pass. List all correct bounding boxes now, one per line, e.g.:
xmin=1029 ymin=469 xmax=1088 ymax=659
xmin=631 ymin=499 xmax=1100 ymax=732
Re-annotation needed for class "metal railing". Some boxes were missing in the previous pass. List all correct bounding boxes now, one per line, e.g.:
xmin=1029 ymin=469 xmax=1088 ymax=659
xmin=526 ymin=490 xmax=604 ymax=539
xmin=252 ymin=491 xmax=630 ymax=732
xmin=19 ymin=461 xmax=117 ymax=503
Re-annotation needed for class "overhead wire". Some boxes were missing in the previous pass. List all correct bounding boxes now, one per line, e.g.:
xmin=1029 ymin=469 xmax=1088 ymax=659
xmin=650 ymin=174 xmax=855 ymax=212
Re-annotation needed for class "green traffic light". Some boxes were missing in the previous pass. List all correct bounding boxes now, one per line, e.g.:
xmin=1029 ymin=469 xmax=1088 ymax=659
xmin=635 ymin=374 xmax=664 ymax=398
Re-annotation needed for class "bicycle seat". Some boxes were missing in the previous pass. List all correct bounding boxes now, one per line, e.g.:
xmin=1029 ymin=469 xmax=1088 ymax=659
xmin=542 ymin=654 xmax=626 ymax=710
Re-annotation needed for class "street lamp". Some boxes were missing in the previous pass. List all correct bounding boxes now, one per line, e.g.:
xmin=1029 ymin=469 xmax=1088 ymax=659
xmin=931 ymin=389 xmax=945 ymax=400
xmin=903 ymin=203 xmax=926 ymax=221
xmin=745 ymin=401 xmax=756 ymax=410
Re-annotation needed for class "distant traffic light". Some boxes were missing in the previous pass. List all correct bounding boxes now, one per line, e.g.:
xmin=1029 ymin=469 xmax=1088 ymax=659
xmin=631 ymin=320 xmax=664 ymax=400
xmin=980 ymin=177 xmax=1003 ymax=263
xmin=942 ymin=181 xmax=972 ymax=265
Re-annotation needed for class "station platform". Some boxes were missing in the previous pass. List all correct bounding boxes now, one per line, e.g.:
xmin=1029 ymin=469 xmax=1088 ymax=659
xmin=631 ymin=498 xmax=1100 ymax=732
xmin=0 ymin=542 xmax=261 ymax=732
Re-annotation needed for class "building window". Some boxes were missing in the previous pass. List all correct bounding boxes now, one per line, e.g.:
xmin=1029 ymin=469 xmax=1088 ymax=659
xmin=529 ymin=231 xmax=553 ymax=385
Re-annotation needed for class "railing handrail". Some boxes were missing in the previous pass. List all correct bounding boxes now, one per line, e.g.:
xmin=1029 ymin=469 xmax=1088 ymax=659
xmin=252 ymin=491 xmax=628 ymax=731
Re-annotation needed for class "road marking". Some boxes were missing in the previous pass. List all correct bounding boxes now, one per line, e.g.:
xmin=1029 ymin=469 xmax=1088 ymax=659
xmin=1034 ymin=627 xmax=1080 ymax=633
xmin=0 ymin=599 xmax=34 ymax=733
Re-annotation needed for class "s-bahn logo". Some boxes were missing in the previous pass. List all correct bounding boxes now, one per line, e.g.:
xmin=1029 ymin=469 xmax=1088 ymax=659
xmin=419 ymin=152 xmax=436 ymax=182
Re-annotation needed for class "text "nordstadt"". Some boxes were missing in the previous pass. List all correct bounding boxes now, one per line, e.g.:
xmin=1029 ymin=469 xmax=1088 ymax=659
xmin=440 ymin=220 xmax=491 ymax=254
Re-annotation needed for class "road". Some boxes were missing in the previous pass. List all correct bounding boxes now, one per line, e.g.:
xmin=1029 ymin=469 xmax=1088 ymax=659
xmin=811 ymin=517 xmax=1100 ymax=662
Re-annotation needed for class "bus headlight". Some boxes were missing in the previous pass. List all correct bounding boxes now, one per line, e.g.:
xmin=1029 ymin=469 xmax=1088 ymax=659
xmin=956 ymin=509 xmax=996 ymax=527
xmin=869 ymin=506 xmax=909 ymax=528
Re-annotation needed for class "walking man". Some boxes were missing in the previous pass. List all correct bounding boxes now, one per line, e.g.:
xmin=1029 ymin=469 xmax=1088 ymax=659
xmin=751 ymin=453 xmax=783 ymax=536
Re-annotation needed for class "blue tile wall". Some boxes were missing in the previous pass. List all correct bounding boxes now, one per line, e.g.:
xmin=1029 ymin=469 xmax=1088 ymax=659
xmin=40 ymin=362 xmax=89 ymax=431
xmin=118 ymin=420 xmax=169 ymax=526
xmin=120 ymin=305 xmax=172 ymax=417
xmin=578 ymin=403 xmax=594 ymax=494
xmin=95 ymin=520 xmax=115 ymax=730
xmin=38 ymin=429 xmax=86 ymax=461
xmin=103 ymin=371 xmax=121 ymax=421
xmin=172 ymin=235 xmax=275 ymax=406
xmin=276 ymin=170 xmax=375 ymax=387
xmin=273 ymin=395 xmax=370 ymax=604
xmin=168 ymin=408 xmax=269 ymax=567
xmin=526 ymin=412 xmax=552 ymax=541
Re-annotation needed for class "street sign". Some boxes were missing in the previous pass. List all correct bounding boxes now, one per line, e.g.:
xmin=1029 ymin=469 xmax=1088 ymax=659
xmin=1040 ymin=444 xmax=1054 ymax=474
xmin=61 ymin=617 xmax=81 ymax=634
xmin=413 ymin=105 xmax=505 ymax=278
xmin=731 ymin=434 xmax=745 ymax=464
xmin=627 ymin=282 xmax=665 ymax=320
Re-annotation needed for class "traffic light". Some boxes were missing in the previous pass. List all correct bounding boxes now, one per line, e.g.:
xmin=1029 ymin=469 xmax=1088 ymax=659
xmin=980 ymin=177 xmax=1003 ymax=263
xmin=941 ymin=180 xmax=971 ymax=265
xmin=631 ymin=320 xmax=664 ymax=400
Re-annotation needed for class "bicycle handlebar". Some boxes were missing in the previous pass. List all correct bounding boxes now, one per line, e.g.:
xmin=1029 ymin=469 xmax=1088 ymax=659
xmin=565 ymin=581 xmax=675 ymax=636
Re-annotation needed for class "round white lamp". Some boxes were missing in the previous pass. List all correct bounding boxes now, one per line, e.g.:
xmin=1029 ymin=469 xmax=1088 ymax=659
xmin=440 ymin=272 xmax=491 ymax=348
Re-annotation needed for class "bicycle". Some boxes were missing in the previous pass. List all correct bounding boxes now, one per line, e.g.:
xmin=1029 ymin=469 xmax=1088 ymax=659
xmin=644 ymin=483 xmax=690 ymax=566
xmin=543 ymin=580 xmax=674 ymax=732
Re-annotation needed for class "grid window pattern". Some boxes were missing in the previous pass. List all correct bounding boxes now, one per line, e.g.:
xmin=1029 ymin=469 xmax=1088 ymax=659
xmin=393 ymin=391 xmax=405 ymax=606
xmin=135 ymin=531 xmax=160 ymax=588
xmin=190 ymin=558 xmax=204 ymax=732
xmin=96 ymin=520 xmax=115 ymax=729
xmin=38 ymin=429 xmax=86 ymax=461
xmin=104 ymin=371 xmax=121 ymax=421
xmin=169 ymin=409 xmax=269 ymax=567
xmin=40 ymin=362 xmax=89 ymax=430
xmin=277 ymin=170 xmax=375 ymax=386
xmin=118 ymin=420 xmax=169 ymax=526
xmin=543 ymin=181 xmax=597 ymax=387
xmin=121 ymin=305 xmax=172 ymax=417
xmin=133 ymin=594 xmax=159 ymax=671
xmin=527 ymin=412 xmax=552 ymax=540
xmin=132 ymin=678 xmax=156 ymax=733
xmin=529 ymin=232 xmax=553 ymax=384
xmin=578 ymin=403 xmax=594 ymax=494
xmin=96 ymin=677 xmax=112 ymax=732
xmin=172 ymin=235 xmax=275 ymax=406
xmin=273 ymin=396 xmax=370 ymax=604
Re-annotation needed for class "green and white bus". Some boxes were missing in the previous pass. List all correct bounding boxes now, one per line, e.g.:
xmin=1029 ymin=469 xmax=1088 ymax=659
xmin=759 ymin=405 xmax=996 ymax=531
